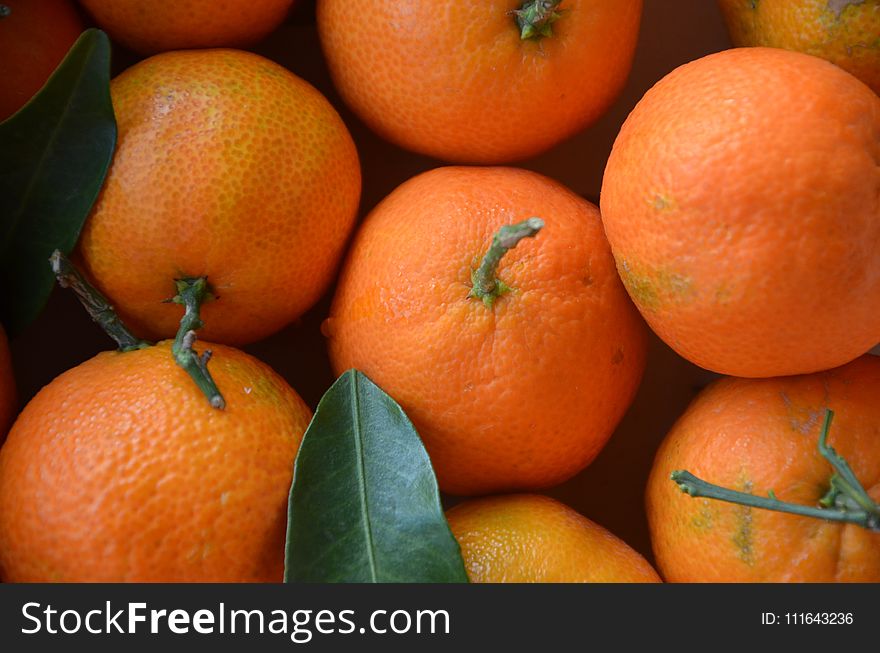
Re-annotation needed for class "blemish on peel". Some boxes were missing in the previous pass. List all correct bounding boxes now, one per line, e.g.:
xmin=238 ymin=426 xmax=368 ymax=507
xmin=732 ymin=478 xmax=755 ymax=566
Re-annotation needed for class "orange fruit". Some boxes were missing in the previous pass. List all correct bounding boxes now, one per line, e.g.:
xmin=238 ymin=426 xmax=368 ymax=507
xmin=646 ymin=354 xmax=880 ymax=582
xmin=0 ymin=0 xmax=83 ymax=121
xmin=317 ymin=0 xmax=642 ymax=163
xmin=0 ymin=324 xmax=15 ymax=438
xmin=0 ymin=340 xmax=311 ymax=582
xmin=447 ymin=494 xmax=661 ymax=582
xmin=80 ymin=0 xmax=295 ymax=55
xmin=324 ymin=166 xmax=647 ymax=495
xmin=77 ymin=49 xmax=361 ymax=346
xmin=719 ymin=0 xmax=880 ymax=94
xmin=600 ymin=47 xmax=880 ymax=378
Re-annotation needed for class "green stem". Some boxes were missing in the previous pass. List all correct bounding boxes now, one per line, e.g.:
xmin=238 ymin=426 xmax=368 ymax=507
xmin=512 ymin=0 xmax=564 ymax=41
xmin=49 ymin=249 xmax=150 ymax=352
xmin=468 ymin=217 xmax=544 ymax=309
xmin=170 ymin=278 xmax=225 ymax=410
xmin=671 ymin=409 xmax=880 ymax=532
xmin=0 ymin=6 xmax=10 ymax=19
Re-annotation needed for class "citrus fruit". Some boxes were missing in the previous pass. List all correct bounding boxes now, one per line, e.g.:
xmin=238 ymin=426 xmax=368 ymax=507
xmin=646 ymin=354 xmax=880 ymax=582
xmin=447 ymin=494 xmax=661 ymax=582
xmin=77 ymin=49 xmax=361 ymax=346
xmin=0 ymin=324 xmax=15 ymax=438
xmin=600 ymin=47 xmax=880 ymax=378
xmin=719 ymin=0 xmax=880 ymax=94
xmin=324 ymin=166 xmax=647 ymax=495
xmin=0 ymin=0 xmax=83 ymax=121
xmin=79 ymin=0 xmax=295 ymax=55
xmin=317 ymin=0 xmax=642 ymax=163
xmin=0 ymin=340 xmax=311 ymax=582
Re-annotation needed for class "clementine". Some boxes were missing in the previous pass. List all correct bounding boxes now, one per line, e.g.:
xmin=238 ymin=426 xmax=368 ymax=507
xmin=0 ymin=0 xmax=83 ymax=121
xmin=719 ymin=0 xmax=880 ymax=94
xmin=317 ymin=0 xmax=643 ymax=163
xmin=77 ymin=49 xmax=361 ymax=345
xmin=600 ymin=47 xmax=880 ymax=378
xmin=447 ymin=494 xmax=660 ymax=582
xmin=0 ymin=340 xmax=311 ymax=582
xmin=324 ymin=166 xmax=647 ymax=495
xmin=646 ymin=354 xmax=880 ymax=582
xmin=80 ymin=0 xmax=294 ymax=55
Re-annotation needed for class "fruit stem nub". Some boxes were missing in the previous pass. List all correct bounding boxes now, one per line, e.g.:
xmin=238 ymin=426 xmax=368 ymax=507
xmin=170 ymin=277 xmax=226 ymax=410
xmin=512 ymin=0 xmax=564 ymax=41
xmin=671 ymin=410 xmax=880 ymax=532
xmin=49 ymin=249 xmax=150 ymax=352
xmin=468 ymin=217 xmax=544 ymax=309
xmin=0 ymin=6 xmax=10 ymax=19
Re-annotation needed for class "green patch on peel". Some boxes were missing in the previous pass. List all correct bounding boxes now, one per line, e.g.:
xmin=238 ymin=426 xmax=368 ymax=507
xmin=652 ymin=194 xmax=675 ymax=211
xmin=691 ymin=500 xmax=716 ymax=530
xmin=732 ymin=478 xmax=755 ymax=566
xmin=616 ymin=259 xmax=694 ymax=312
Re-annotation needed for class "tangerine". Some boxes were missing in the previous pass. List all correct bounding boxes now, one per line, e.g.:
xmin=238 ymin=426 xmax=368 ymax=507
xmin=0 ymin=340 xmax=311 ymax=582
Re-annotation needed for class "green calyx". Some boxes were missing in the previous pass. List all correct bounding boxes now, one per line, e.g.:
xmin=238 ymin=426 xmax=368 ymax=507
xmin=672 ymin=410 xmax=880 ymax=532
xmin=513 ymin=0 xmax=564 ymax=41
xmin=0 ymin=6 xmax=10 ymax=18
xmin=169 ymin=277 xmax=226 ymax=410
xmin=468 ymin=217 xmax=544 ymax=309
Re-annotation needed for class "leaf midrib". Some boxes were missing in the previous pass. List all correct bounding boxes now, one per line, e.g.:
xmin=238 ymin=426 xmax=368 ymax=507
xmin=350 ymin=374 xmax=379 ymax=581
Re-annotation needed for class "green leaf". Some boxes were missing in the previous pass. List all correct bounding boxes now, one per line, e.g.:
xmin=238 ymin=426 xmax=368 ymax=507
xmin=0 ymin=29 xmax=116 ymax=336
xmin=285 ymin=370 xmax=469 ymax=583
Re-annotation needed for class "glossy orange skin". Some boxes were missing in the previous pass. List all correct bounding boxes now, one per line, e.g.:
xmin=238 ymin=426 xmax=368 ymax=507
xmin=601 ymin=47 xmax=880 ymax=378
xmin=78 ymin=50 xmax=361 ymax=345
xmin=447 ymin=494 xmax=660 ymax=582
xmin=0 ymin=0 xmax=83 ymax=121
xmin=719 ymin=0 xmax=880 ymax=94
xmin=80 ymin=0 xmax=294 ymax=54
xmin=325 ymin=167 xmax=647 ymax=495
xmin=0 ymin=325 xmax=15 ymax=439
xmin=317 ymin=0 xmax=642 ymax=163
xmin=647 ymin=355 xmax=880 ymax=583
xmin=0 ymin=341 xmax=312 ymax=582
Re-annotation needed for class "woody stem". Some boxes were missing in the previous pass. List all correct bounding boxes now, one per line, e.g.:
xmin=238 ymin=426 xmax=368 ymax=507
xmin=170 ymin=278 xmax=226 ymax=410
xmin=49 ymin=249 xmax=150 ymax=352
xmin=469 ymin=217 xmax=544 ymax=308
xmin=671 ymin=410 xmax=880 ymax=532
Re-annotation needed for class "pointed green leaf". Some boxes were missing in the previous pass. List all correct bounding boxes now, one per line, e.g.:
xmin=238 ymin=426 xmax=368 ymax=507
xmin=0 ymin=29 xmax=116 ymax=336
xmin=285 ymin=369 xmax=468 ymax=583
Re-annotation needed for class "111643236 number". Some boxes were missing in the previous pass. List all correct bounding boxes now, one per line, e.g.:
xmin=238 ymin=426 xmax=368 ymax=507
xmin=762 ymin=613 xmax=854 ymax=625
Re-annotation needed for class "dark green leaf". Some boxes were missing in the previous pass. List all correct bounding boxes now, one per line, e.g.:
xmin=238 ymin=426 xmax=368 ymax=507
xmin=285 ymin=369 xmax=468 ymax=583
xmin=0 ymin=29 xmax=116 ymax=336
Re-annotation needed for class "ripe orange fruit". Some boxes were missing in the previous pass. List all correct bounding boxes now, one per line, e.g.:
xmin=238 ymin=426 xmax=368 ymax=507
xmin=77 ymin=49 xmax=361 ymax=346
xmin=646 ymin=354 xmax=880 ymax=582
xmin=317 ymin=0 xmax=642 ymax=163
xmin=0 ymin=340 xmax=311 ymax=582
xmin=0 ymin=0 xmax=83 ymax=121
xmin=325 ymin=166 xmax=647 ymax=495
xmin=80 ymin=0 xmax=294 ymax=54
xmin=600 ymin=47 xmax=880 ymax=378
xmin=447 ymin=494 xmax=661 ymax=582
xmin=719 ymin=0 xmax=880 ymax=94
xmin=0 ymin=324 xmax=15 ymax=438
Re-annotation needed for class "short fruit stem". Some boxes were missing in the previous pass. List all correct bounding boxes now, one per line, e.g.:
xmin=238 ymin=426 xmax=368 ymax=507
xmin=671 ymin=410 xmax=880 ymax=532
xmin=468 ymin=217 xmax=544 ymax=309
xmin=49 ymin=249 xmax=150 ymax=352
xmin=169 ymin=278 xmax=226 ymax=410
xmin=512 ymin=0 xmax=564 ymax=41
xmin=0 ymin=6 xmax=10 ymax=18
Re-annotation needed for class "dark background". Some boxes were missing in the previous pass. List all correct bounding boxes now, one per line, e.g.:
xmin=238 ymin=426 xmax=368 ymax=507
xmin=7 ymin=1 xmax=796 ymax=563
